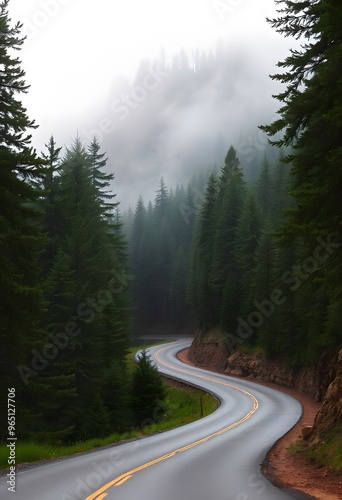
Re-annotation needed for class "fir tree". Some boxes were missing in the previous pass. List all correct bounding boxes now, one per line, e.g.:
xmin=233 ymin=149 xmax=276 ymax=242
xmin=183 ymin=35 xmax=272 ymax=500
xmin=131 ymin=349 xmax=165 ymax=428
xmin=39 ymin=136 xmax=63 ymax=274
xmin=87 ymin=137 xmax=118 ymax=220
xmin=41 ymin=138 xmax=131 ymax=440
xmin=188 ymin=174 xmax=218 ymax=330
xmin=262 ymin=0 xmax=342 ymax=359
xmin=0 ymin=0 xmax=44 ymax=434
xmin=211 ymin=146 xmax=245 ymax=332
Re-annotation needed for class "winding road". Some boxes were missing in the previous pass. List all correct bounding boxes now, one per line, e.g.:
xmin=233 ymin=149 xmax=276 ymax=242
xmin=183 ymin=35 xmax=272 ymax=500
xmin=0 ymin=339 xmax=315 ymax=500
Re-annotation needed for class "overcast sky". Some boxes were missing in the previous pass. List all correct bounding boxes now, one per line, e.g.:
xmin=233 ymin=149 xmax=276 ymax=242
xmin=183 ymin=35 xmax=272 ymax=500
xmin=8 ymin=0 xmax=294 ymax=210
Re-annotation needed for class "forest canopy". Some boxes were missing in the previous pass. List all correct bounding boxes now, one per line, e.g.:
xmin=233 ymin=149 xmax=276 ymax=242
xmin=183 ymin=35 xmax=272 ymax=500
xmin=1 ymin=0 xmax=341 ymax=445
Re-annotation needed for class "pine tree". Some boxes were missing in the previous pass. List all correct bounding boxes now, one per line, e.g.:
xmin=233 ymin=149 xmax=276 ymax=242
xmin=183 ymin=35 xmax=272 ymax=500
xmin=169 ymin=245 xmax=188 ymax=327
xmin=271 ymin=152 xmax=292 ymax=228
xmin=0 ymin=1 xmax=44 ymax=433
xmin=41 ymin=135 xmax=62 ymax=190
xmin=38 ymin=136 xmax=63 ymax=273
xmin=211 ymin=146 xmax=245 ymax=332
xmin=131 ymin=200 xmax=161 ymax=327
xmin=256 ymin=154 xmax=273 ymax=217
xmin=251 ymin=229 xmax=276 ymax=356
xmin=40 ymin=138 xmax=131 ymax=440
xmin=130 ymin=197 xmax=148 ymax=328
xmin=235 ymin=191 xmax=263 ymax=328
xmin=261 ymin=0 xmax=342 ymax=359
xmin=131 ymin=349 xmax=165 ymax=428
xmin=153 ymin=179 xmax=173 ymax=323
xmin=188 ymin=174 xmax=218 ymax=330
xmin=154 ymin=177 xmax=169 ymax=223
xmin=131 ymin=197 xmax=146 ymax=264
xmin=87 ymin=137 xmax=118 ymax=219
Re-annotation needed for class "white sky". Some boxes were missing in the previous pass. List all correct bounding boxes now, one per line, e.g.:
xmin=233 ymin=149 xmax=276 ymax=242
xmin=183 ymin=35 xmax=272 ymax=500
xmin=7 ymin=0 xmax=291 ymax=153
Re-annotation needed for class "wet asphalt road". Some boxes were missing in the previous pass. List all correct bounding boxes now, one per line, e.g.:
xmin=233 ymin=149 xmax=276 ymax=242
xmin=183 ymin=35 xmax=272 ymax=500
xmin=0 ymin=339 xmax=316 ymax=500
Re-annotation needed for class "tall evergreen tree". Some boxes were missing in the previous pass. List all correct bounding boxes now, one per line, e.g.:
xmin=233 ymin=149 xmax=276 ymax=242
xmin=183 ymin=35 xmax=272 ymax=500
xmin=188 ymin=174 xmax=218 ymax=330
xmin=87 ymin=137 xmax=118 ymax=219
xmin=256 ymin=154 xmax=273 ymax=217
xmin=130 ymin=197 xmax=148 ymax=328
xmin=262 ymin=0 xmax=342 ymax=357
xmin=0 ymin=0 xmax=44 ymax=434
xmin=154 ymin=177 xmax=169 ymax=223
xmin=211 ymin=146 xmax=246 ymax=331
xmin=41 ymin=138 xmax=131 ymax=440
xmin=251 ymin=229 xmax=276 ymax=355
xmin=235 ymin=191 xmax=263 ymax=326
xmin=38 ymin=136 xmax=63 ymax=274
xmin=169 ymin=245 xmax=188 ymax=327
xmin=131 ymin=349 xmax=165 ymax=428
xmin=153 ymin=179 xmax=173 ymax=323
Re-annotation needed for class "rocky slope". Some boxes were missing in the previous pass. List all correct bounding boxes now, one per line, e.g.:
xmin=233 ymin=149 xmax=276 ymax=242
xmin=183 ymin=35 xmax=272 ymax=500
xmin=309 ymin=348 xmax=342 ymax=442
xmin=188 ymin=331 xmax=342 ymax=441
xmin=187 ymin=329 xmax=230 ymax=371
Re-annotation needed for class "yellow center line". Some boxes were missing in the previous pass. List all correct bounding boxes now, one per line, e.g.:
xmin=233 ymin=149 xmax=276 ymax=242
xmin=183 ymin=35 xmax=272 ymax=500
xmin=114 ymin=475 xmax=132 ymax=487
xmin=85 ymin=343 xmax=259 ymax=500
xmin=94 ymin=494 xmax=108 ymax=500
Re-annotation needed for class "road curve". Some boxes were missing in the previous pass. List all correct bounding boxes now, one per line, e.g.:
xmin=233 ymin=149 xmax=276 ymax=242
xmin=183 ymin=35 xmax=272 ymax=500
xmin=0 ymin=339 xmax=315 ymax=500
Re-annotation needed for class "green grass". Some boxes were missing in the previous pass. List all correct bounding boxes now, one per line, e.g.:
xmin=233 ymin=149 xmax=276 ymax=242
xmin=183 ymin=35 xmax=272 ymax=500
xmin=289 ymin=426 xmax=342 ymax=472
xmin=0 ymin=342 xmax=218 ymax=469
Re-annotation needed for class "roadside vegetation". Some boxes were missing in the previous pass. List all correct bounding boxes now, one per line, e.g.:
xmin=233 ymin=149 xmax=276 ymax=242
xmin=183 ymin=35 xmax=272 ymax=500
xmin=0 ymin=345 xmax=218 ymax=469
xmin=290 ymin=427 xmax=342 ymax=472
xmin=1 ymin=0 xmax=341 ymax=476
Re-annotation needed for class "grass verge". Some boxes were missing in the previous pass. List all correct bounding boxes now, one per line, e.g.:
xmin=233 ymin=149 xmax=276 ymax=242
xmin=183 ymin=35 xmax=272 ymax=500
xmin=0 ymin=343 xmax=218 ymax=469
xmin=289 ymin=426 xmax=342 ymax=472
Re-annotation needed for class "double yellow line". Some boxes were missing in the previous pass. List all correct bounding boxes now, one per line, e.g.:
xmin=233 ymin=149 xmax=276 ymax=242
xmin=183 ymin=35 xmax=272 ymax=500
xmin=85 ymin=344 xmax=259 ymax=500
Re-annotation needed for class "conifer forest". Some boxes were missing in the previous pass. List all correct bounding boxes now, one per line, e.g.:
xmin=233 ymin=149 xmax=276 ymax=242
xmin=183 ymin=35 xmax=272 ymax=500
xmin=1 ymin=0 xmax=341 ymax=447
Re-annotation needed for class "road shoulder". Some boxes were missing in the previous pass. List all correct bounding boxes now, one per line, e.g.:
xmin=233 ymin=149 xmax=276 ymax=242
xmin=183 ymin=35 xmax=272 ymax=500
xmin=176 ymin=347 xmax=342 ymax=500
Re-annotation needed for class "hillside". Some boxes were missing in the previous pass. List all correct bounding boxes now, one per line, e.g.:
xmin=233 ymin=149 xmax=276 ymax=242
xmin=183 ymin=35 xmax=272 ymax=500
xmin=187 ymin=332 xmax=342 ymax=498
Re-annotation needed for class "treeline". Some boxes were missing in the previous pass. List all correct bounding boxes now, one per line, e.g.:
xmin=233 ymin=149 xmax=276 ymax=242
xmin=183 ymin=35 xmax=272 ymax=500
xmin=129 ymin=140 xmax=341 ymax=367
xmin=187 ymin=145 xmax=334 ymax=365
xmin=0 ymin=2 xmax=163 ymax=444
xmin=2 ymin=0 xmax=341 ymax=445
xmin=128 ymin=171 xmax=209 ymax=335
xmin=127 ymin=152 xmax=283 ymax=337
xmin=128 ymin=0 xmax=342 ymax=367
xmin=30 ymin=137 xmax=132 ymax=442
xmin=2 ymin=131 xmax=134 ymax=442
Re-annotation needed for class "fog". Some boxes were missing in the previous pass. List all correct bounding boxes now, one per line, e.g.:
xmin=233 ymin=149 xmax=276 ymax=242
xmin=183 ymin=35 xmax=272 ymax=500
xmin=79 ymin=38 xmax=287 ymax=210
xmin=7 ymin=0 xmax=295 ymax=211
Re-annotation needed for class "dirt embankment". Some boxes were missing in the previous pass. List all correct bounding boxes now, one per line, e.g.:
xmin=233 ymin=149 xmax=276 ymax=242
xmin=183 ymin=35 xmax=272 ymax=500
xmin=188 ymin=331 xmax=337 ymax=401
xmin=185 ymin=332 xmax=342 ymax=499
xmin=308 ymin=349 xmax=342 ymax=445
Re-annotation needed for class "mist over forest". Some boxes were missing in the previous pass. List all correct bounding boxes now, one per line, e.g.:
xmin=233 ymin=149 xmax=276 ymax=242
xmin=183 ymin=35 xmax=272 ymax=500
xmin=1 ymin=1 xmax=342 ymax=482
xmin=80 ymin=40 xmax=281 ymax=210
